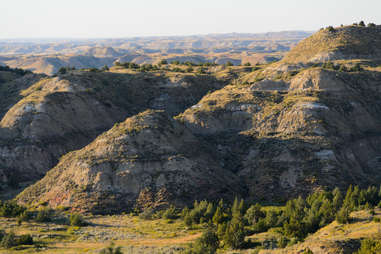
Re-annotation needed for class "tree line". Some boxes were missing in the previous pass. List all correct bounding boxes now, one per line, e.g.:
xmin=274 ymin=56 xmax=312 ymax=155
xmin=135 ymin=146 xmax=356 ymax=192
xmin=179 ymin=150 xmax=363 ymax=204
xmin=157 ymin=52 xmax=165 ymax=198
xmin=177 ymin=185 xmax=381 ymax=253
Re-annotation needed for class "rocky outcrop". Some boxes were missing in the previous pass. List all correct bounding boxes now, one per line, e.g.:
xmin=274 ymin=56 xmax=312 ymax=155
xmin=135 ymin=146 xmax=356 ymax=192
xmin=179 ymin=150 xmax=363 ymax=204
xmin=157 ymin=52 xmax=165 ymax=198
xmin=12 ymin=27 xmax=381 ymax=212
xmin=282 ymin=25 xmax=381 ymax=64
xmin=16 ymin=110 xmax=240 ymax=213
xmin=0 ymin=71 xmax=227 ymax=190
xmin=179 ymin=68 xmax=381 ymax=202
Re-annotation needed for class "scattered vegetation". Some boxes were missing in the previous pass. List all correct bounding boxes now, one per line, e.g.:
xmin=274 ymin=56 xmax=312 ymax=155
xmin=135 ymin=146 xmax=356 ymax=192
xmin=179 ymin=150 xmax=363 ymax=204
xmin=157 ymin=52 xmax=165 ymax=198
xmin=177 ymin=185 xmax=381 ymax=251
xmin=35 ymin=208 xmax=52 ymax=223
xmin=322 ymin=61 xmax=364 ymax=72
xmin=69 ymin=213 xmax=88 ymax=226
xmin=99 ymin=242 xmax=123 ymax=254
xmin=0 ymin=65 xmax=31 ymax=76
xmin=57 ymin=66 xmax=76 ymax=74
xmin=0 ymin=201 xmax=26 ymax=218
xmin=355 ymin=239 xmax=381 ymax=254
xmin=183 ymin=228 xmax=219 ymax=254
xmin=0 ymin=231 xmax=34 ymax=249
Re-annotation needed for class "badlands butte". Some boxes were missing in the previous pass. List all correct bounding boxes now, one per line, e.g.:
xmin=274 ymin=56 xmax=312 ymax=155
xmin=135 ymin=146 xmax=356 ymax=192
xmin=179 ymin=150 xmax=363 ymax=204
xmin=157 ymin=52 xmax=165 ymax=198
xmin=0 ymin=25 xmax=379 ymax=213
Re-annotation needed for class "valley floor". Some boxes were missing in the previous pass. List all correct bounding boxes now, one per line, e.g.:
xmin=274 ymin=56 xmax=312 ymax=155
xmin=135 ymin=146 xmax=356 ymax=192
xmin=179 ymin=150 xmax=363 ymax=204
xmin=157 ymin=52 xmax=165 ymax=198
xmin=0 ymin=214 xmax=201 ymax=254
xmin=0 ymin=209 xmax=380 ymax=253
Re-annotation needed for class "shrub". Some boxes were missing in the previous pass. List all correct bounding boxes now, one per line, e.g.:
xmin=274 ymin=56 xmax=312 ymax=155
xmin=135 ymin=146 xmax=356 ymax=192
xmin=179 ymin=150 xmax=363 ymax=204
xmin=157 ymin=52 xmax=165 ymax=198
xmin=18 ymin=211 xmax=32 ymax=223
xmin=70 ymin=213 xmax=87 ymax=227
xmin=244 ymin=62 xmax=251 ymax=66
xmin=322 ymin=61 xmax=338 ymax=70
xmin=225 ymin=61 xmax=234 ymax=67
xmin=172 ymin=67 xmax=183 ymax=73
xmin=184 ymin=228 xmax=219 ymax=254
xmin=223 ymin=215 xmax=246 ymax=249
xmin=252 ymin=219 xmax=267 ymax=233
xmin=349 ymin=63 xmax=363 ymax=72
xmin=17 ymin=234 xmax=33 ymax=245
xmin=162 ymin=205 xmax=178 ymax=220
xmin=57 ymin=67 xmax=67 ymax=74
xmin=160 ymin=59 xmax=168 ymax=65
xmin=355 ymin=239 xmax=381 ymax=254
xmin=35 ymin=208 xmax=52 ymax=223
xmin=139 ymin=208 xmax=154 ymax=220
xmin=197 ymin=68 xmax=206 ymax=74
xmin=339 ymin=65 xmax=347 ymax=72
xmin=0 ymin=201 xmax=26 ymax=217
xmin=359 ymin=21 xmax=366 ymax=27
xmin=184 ymin=214 xmax=193 ymax=227
xmin=99 ymin=242 xmax=123 ymax=254
xmin=327 ymin=26 xmax=336 ymax=32
xmin=89 ymin=68 xmax=100 ymax=72
xmin=368 ymin=23 xmax=376 ymax=28
xmin=245 ymin=203 xmax=265 ymax=225
xmin=303 ymin=248 xmax=314 ymax=254
xmin=277 ymin=236 xmax=288 ymax=248
xmin=1 ymin=232 xmax=16 ymax=249
xmin=336 ymin=206 xmax=350 ymax=224
xmin=0 ymin=230 xmax=5 ymax=241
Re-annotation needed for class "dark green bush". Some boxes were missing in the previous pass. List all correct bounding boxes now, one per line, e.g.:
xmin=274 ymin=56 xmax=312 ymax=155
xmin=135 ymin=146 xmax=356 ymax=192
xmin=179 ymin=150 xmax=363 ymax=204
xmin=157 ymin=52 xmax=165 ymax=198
xmin=245 ymin=203 xmax=264 ymax=225
xmin=277 ymin=235 xmax=288 ymax=248
xmin=223 ymin=215 xmax=246 ymax=249
xmin=18 ymin=211 xmax=32 ymax=223
xmin=35 ymin=208 xmax=52 ymax=223
xmin=99 ymin=242 xmax=123 ymax=254
xmin=58 ymin=67 xmax=66 ymax=74
xmin=0 ymin=201 xmax=26 ymax=218
xmin=184 ymin=228 xmax=219 ymax=254
xmin=70 ymin=213 xmax=88 ymax=227
xmin=327 ymin=26 xmax=336 ymax=32
xmin=89 ymin=68 xmax=100 ymax=72
xmin=355 ymin=239 xmax=381 ymax=254
xmin=336 ymin=206 xmax=350 ymax=224
xmin=0 ymin=232 xmax=16 ymax=249
xmin=17 ymin=234 xmax=33 ymax=245
xmin=139 ymin=208 xmax=154 ymax=220
xmin=162 ymin=205 xmax=178 ymax=220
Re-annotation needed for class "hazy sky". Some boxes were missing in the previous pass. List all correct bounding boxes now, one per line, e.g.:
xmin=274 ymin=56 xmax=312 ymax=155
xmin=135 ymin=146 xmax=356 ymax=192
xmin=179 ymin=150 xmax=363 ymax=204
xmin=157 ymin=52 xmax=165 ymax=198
xmin=2 ymin=0 xmax=381 ymax=38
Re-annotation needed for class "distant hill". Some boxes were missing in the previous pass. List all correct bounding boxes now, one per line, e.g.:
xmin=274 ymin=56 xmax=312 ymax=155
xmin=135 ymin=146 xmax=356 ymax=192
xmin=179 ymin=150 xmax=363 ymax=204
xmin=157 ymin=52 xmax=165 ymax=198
xmin=282 ymin=24 xmax=381 ymax=63
xmin=12 ymin=25 xmax=381 ymax=213
xmin=0 ymin=31 xmax=312 ymax=74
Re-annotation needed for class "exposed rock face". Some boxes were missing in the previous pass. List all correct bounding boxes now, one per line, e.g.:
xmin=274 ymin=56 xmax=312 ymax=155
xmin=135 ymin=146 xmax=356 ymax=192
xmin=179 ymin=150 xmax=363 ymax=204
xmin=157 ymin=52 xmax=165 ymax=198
xmin=282 ymin=25 xmax=381 ymax=64
xmin=0 ymin=71 xmax=227 ymax=189
xmin=12 ymin=26 xmax=381 ymax=212
xmin=17 ymin=110 xmax=240 ymax=213
xmin=179 ymin=68 xmax=381 ymax=202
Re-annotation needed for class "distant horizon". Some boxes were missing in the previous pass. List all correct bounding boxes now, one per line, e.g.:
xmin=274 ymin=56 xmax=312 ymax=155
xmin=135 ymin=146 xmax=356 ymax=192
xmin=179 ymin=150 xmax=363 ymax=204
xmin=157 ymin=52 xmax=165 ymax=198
xmin=2 ymin=0 xmax=380 ymax=39
xmin=0 ymin=30 xmax=315 ymax=42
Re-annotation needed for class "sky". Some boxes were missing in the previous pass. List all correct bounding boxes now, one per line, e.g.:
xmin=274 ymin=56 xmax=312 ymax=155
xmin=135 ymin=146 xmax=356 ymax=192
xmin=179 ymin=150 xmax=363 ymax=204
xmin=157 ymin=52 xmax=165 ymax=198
xmin=1 ymin=0 xmax=381 ymax=38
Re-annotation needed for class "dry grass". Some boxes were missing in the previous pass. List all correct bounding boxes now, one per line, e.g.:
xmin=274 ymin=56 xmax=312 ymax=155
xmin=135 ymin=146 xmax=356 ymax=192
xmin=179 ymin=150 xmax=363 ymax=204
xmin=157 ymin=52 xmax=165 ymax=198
xmin=0 ymin=214 xmax=202 ymax=254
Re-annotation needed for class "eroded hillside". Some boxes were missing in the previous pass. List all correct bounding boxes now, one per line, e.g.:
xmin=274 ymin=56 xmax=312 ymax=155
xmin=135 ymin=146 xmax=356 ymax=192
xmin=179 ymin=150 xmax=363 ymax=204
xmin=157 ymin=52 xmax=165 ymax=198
xmin=12 ymin=25 xmax=381 ymax=213
xmin=0 ymin=69 xmax=229 ymax=193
